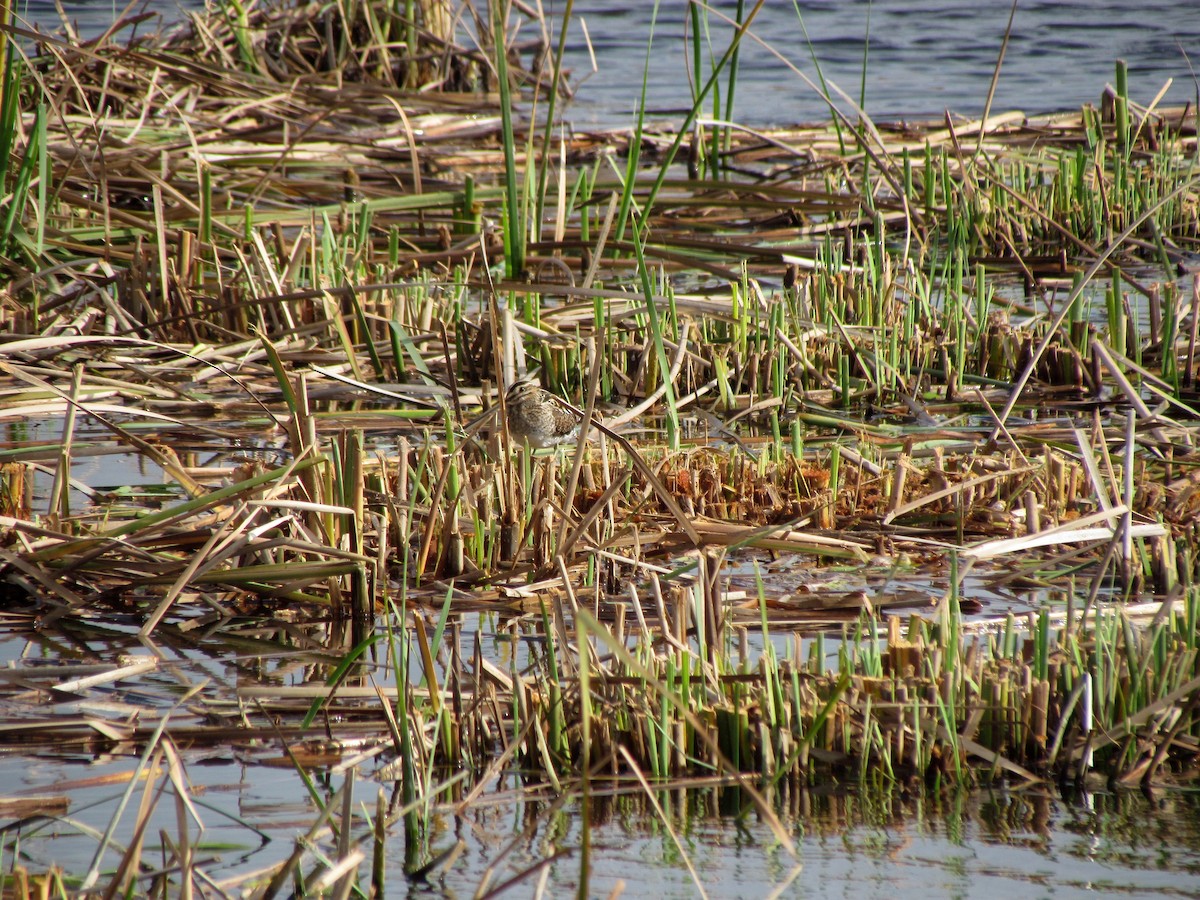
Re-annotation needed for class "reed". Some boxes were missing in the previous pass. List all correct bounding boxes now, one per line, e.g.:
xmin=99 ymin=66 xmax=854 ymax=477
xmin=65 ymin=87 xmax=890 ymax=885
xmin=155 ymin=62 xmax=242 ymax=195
xmin=2 ymin=0 xmax=1200 ymax=890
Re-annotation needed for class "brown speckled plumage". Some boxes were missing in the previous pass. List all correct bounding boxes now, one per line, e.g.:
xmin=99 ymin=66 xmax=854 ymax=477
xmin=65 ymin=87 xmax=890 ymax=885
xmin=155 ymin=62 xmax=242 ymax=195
xmin=505 ymin=378 xmax=581 ymax=449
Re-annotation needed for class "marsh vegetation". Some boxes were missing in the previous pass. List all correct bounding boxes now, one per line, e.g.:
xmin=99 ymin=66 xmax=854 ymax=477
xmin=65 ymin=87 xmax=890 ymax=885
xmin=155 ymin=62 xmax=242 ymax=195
xmin=1 ymin=0 xmax=1199 ymax=895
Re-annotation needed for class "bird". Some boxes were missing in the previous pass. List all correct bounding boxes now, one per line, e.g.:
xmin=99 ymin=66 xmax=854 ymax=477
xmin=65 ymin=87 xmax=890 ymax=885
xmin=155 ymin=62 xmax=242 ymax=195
xmin=504 ymin=377 xmax=582 ymax=449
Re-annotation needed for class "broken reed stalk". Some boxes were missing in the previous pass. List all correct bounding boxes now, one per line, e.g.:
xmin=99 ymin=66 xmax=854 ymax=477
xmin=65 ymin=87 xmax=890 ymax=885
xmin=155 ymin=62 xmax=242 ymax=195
xmin=0 ymin=0 xmax=1199 ymax=862
xmin=3 ymin=1 xmax=1200 ymax=894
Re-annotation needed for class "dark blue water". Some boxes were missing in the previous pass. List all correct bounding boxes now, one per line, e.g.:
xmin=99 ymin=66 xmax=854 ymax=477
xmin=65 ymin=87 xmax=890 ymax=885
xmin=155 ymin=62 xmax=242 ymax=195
xmin=569 ymin=0 xmax=1200 ymax=126
xmin=17 ymin=1 xmax=1200 ymax=126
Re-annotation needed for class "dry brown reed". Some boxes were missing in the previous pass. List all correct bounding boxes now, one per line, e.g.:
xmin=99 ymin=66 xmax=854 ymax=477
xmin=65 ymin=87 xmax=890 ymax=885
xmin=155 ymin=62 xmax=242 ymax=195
xmin=2 ymin=10 xmax=1200 ymax=895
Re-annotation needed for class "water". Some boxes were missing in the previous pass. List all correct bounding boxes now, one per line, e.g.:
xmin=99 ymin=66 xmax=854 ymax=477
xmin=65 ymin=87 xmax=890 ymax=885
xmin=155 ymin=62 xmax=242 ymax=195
xmin=8 ymin=2 xmax=1200 ymax=895
xmin=21 ymin=1 xmax=1200 ymax=127
xmin=0 ymin=599 xmax=1170 ymax=898
xmin=570 ymin=0 xmax=1200 ymax=128
xmin=7 ymin=715 xmax=1200 ymax=899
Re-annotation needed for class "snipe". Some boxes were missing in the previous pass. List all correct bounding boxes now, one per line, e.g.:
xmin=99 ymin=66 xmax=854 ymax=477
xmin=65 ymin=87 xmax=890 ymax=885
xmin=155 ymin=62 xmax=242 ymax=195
xmin=504 ymin=378 xmax=581 ymax=449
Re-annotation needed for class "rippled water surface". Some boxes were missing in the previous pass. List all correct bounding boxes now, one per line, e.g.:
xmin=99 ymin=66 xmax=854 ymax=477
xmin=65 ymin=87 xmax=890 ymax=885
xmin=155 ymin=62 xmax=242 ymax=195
xmin=24 ymin=1 xmax=1200 ymax=125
